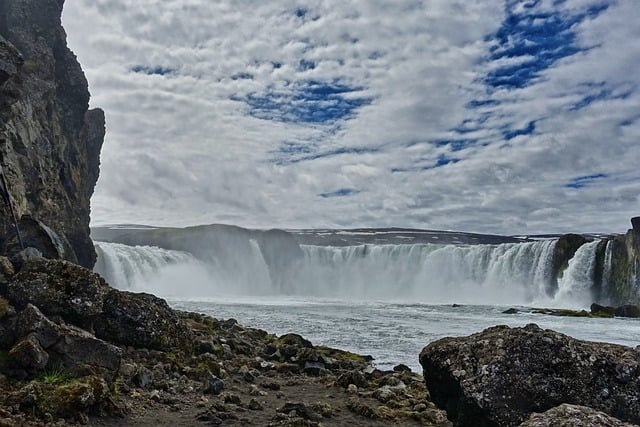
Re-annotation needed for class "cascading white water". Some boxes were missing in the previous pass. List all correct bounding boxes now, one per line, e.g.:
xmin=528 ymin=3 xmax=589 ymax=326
xmin=95 ymin=239 xmax=571 ymax=305
xmin=296 ymin=240 xmax=557 ymax=304
xmin=554 ymin=240 xmax=601 ymax=307
xmin=601 ymin=240 xmax=614 ymax=300
xmin=94 ymin=242 xmax=213 ymax=296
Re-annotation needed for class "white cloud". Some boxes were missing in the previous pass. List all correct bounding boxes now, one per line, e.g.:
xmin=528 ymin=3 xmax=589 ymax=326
xmin=61 ymin=0 xmax=640 ymax=235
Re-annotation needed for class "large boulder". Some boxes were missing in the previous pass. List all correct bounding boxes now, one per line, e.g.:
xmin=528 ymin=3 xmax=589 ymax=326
xmin=420 ymin=324 xmax=640 ymax=426
xmin=95 ymin=290 xmax=194 ymax=352
xmin=3 ymin=258 xmax=109 ymax=329
xmin=519 ymin=404 xmax=634 ymax=427
xmin=4 ymin=304 xmax=121 ymax=380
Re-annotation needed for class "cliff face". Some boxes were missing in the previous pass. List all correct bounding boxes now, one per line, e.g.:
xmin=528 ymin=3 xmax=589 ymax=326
xmin=597 ymin=218 xmax=640 ymax=305
xmin=0 ymin=0 xmax=104 ymax=268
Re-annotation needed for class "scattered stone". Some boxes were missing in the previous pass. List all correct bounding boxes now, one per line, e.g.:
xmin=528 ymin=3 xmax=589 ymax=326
xmin=393 ymin=363 xmax=411 ymax=373
xmin=277 ymin=402 xmax=320 ymax=421
xmin=260 ymin=380 xmax=281 ymax=391
xmin=248 ymin=398 xmax=263 ymax=411
xmin=502 ymin=307 xmax=519 ymax=314
xmin=133 ymin=366 xmax=154 ymax=390
xmin=277 ymin=334 xmax=313 ymax=349
xmin=337 ymin=370 xmax=367 ymax=388
xmin=204 ymin=374 xmax=225 ymax=395
xmin=303 ymin=361 xmax=326 ymax=376
xmin=373 ymin=386 xmax=396 ymax=404
xmin=346 ymin=397 xmax=377 ymax=419
xmin=222 ymin=392 xmax=241 ymax=405
xmin=347 ymin=384 xmax=358 ymax=394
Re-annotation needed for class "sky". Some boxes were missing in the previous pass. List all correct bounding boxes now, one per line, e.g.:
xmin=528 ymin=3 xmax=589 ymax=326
xmin=61 ymin=0 xmax=640 ymax=235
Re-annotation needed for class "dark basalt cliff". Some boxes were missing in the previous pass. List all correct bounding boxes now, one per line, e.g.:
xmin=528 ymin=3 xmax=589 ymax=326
xmin=0 ymin=0 xmax=104 ymax=268
xmin=595 ymin=217 xmax=640 ymax=305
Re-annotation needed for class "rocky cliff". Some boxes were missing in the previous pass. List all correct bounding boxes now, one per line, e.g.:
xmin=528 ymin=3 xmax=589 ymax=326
xmin=0 ymin=0 xmax=104 ymax=268
xmin=595 ymin=217 xmax=640 ymax=305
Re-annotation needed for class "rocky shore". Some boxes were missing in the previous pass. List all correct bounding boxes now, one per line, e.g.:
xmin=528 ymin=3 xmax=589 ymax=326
xmin=0 ymin=253 xmax=451 ymax=426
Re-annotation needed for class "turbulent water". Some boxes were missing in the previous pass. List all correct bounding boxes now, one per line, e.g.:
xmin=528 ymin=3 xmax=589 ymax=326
xmin=93 ymin=233 xmax=638 ymax=371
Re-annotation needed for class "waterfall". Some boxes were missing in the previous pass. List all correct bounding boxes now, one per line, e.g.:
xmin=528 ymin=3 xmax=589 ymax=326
xmin=95 ymin=239 xmax=566 ymax=305
xmin=94 ymin=242 xmax=212 ymax=297
xmin=601 ymin=240 xmax=614 ymax=300
xmin=296 ymin=240 xmax=557 ymax=304
xmin=554 ymin=240 xmax=601 ymax=307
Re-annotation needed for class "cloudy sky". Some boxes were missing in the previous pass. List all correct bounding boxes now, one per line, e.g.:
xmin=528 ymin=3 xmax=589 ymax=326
xmin=62 ymin=0 xmax=640 ymax=235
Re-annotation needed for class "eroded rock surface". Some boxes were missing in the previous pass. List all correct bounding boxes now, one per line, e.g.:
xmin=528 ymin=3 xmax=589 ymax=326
xmin=420 ymin=324 xmax=640 ymax=426
xmin=0 ymin=0 xmax=104 ymax=268
xmin=519 ymin=404 xmax=635 ymax=427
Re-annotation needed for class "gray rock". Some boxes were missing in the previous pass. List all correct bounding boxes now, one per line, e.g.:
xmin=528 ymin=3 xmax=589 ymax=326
xmin=49 ymin=324 xmax=122 ymax=377
xmin=0 ymin=0 xmax=104 ymax=268
xmin=8 ymin=334 xmax=49 ymax=373
xmin=133 ymin=366 xmax=154 ymax=389
xmin=420 ymin=324 xmax=640 ymax=426
xmin=6 ymin=304 xmax=121 ymax=380
xmin=0 ymin=256 xmax=15 ymax=282
xmin=94 ymin=290 xmax=193 ymax=352
xmin=9 ymin=247 xmax=42 ymax=271
xmin=303 ymin=360 xmax=326 ymax=376
xmin=519 ymin=403 xmax=635 ymax=427
xmin=5 ymin=258 xmax=109 ymax=329
xmin=204 ymin=374 xmax=225 ymax=395
xmin=614 ymin=305 xmax=640 ymax=318
xmin=13 ymin=303 xmax=60 ymax=347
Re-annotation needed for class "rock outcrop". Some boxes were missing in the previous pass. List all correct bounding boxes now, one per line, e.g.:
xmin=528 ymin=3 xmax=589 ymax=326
xmin=420 ymin=324 xmax=640 ymax=426
xmin=595 ymin=217 xmax=640 ymax=305
xmin=0 ymin=0 xmax=104 ymax=268
xmin=0 ymin=257 xmax=194 ymax=382
xmin=519 ymin=404 xmax=634 ymax=427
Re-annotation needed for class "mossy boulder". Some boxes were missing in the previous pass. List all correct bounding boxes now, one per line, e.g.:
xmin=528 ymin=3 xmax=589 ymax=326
xmin=3 ymin=258 xmax=109 ymax=330
xmin=95 ymin=290 xmax=194 ymax=352
xmin=420 ymin=324 xmax=640 ymax=426
xmin=16 ymin=375 xmax=119 ymax=424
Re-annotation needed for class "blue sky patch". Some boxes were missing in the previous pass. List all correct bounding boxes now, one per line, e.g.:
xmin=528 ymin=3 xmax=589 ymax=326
xmin=319 ymin=188 xmax=360 ymax=198
xmin=131 ymin=65 xmax=175 ymax=76
xmin=433 ymin=139 xmax=477 ymax=152
xmin=237 ymin=79 xmax=372 ymax=125
xmin=274 ymin=146 xmax=379 ymax=165
xmin=502 ymin=121 xmax=536 ymax=140
xmin=565 ymin=173 xmax=608 ymax=189
xmin=483 ymin=2 xmax=610 ymax=90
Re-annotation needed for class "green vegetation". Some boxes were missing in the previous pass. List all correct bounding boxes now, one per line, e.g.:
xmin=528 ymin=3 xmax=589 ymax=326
xmin=40 ymin=366 xmax=69 ymax=385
